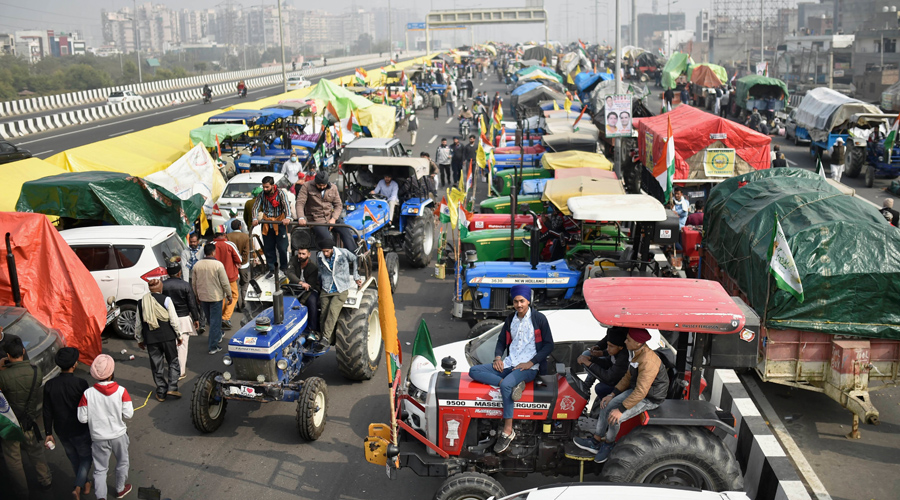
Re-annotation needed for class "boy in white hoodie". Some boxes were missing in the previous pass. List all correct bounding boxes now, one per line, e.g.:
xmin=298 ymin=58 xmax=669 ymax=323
xmin=78 ymin=354 xmax=133 ymax=500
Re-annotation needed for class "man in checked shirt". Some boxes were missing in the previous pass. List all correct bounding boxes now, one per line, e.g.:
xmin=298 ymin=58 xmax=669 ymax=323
xmin=251 ymin=175 xmax=293 ymax=278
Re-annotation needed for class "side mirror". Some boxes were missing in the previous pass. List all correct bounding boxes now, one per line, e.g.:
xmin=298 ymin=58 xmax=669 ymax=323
xmin=406 ymin=149 xmax=413 ymax=156
xmin=517 ymin=204 xmax=532 ymax=214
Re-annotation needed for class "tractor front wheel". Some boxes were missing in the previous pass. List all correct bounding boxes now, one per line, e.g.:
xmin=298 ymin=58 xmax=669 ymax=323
xmin=335 ymin=289 xmax=383 ymax=381
xmin=600 ymin=426 xmax=742 ymax=491
xmin=190 ymin=371 xmax=227 ymax=433
xmin=846 ymin=144 xmax=865 ymax=178
xmin=296 ymin=377 xmax=328 ymax=441
xmin=433 ymin=472 xmax=506 ymax=500
xmin=866 ymin=163 xmax=876 ymax=187
xmin=466 ymin=319 xmax=504 ymax=340
xmin=404 ymin=215 xmax=435 ymax=268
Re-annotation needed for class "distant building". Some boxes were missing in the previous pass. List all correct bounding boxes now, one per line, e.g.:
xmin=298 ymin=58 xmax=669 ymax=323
xmin=797 ymin=2 xmax=834 ymax=30
xmin=0 ymin=33 xmax=15 ymax=55
xmin=638 ymin=12 xmax=685 ymax=50
xmin=852 ymin=8 xmax=900 ymax=99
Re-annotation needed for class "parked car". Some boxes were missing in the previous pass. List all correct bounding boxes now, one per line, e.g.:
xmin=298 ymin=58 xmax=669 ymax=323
xmin=340 ymin=137 xmax=411 ymax=163
xmin=301 ymin=61 xmax=315 ymax=69
xmin=496 ymin=483 xmax=751 ymax=500
xmin=287 ymin=76 xmax=312 ymax=90
xmin=107 ymin=90 xmax=143 ymax=104
xmin=60 ymin=226 xmax=186 ymax=340
xmin=0 ymin=307 xmax=67 ymax=385
xmin=0 ymin=140 xmax=32 ymax=164
xmin=783 ymin=109 xmax=810 ymax=145
xmin=207 ymin=172 xmax=297 ymax=231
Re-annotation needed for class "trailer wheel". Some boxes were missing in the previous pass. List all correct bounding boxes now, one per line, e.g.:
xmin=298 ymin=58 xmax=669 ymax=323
xmin=466 ymin=319 xmax=504 ymax=339
xmin=866 ymin=163 xmax=875 ymax=187
xmin=296 ymin=377 xmax=327 ymax=441
xmin=845 ymin=143 xmax=865 ymax=178
xmin=190 ymin=371 xmax=227 ymax=433
xmin=600 ymin=426 xmax=743 ymax=492
xmin=433 ymin=472 xmax=506 ymax=500
xmin=335 ymin=289 xmax=382 ymax=381
xmin=404 ymin=215 xmax=434 ymax=268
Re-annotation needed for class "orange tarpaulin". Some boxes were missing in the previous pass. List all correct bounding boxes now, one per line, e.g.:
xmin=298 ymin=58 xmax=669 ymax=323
xmin=690 ymin=64 xmax=724 ymax=89
xmin=0 ymin=213 xmax=105 ymax=364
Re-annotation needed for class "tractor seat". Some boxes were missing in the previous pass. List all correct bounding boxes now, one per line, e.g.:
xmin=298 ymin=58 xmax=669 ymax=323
xmin=655 ymin=349 xmax=683 ymax=400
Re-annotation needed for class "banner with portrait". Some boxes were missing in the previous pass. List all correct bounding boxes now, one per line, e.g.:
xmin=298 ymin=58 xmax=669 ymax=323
xmin=604 ymin=94 xmax=633 ymax=138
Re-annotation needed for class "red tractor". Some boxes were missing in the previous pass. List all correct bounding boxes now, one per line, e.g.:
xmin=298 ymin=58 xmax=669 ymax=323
xmin=365 ymin=277 xmax=749 ymax=500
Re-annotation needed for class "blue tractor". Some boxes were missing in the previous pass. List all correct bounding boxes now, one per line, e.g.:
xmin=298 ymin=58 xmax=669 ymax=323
xmin=190 ymin=278 xmax=330 ymax=439
xmin=339 ymin=157 xmax=436 ymax=271
xmin=844 ymin=113 xmax=900 ymax=188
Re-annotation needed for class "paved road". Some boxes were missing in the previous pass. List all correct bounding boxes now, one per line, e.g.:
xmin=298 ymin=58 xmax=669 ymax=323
xmin=9 ymin=59 xmax=409 ymax=159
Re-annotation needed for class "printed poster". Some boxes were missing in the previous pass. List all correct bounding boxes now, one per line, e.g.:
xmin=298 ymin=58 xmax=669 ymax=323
xmin=605 ymin=94 xmax=633 ymax=138
xmin=703 ymin=148 xmax=736 ymax=177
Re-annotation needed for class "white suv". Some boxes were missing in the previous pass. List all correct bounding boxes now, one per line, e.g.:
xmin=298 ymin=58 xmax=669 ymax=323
xmin=107 ymin=90 xmax=142 ymax=104
xmin=208 ymin=172 xmax=296 ymax=231
xmin=60 ymin=226 xmax=186 ymax=340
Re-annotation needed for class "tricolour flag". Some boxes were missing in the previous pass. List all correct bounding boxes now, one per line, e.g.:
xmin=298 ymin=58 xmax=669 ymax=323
xmin=458 ymin=204 xmax=471 ymax=238
xmin=884 ymin=112 xmax=900 ymax=163
xmin=768 ymin=213 xmax=805 ymax=303
xmin=347 ymin=109 xmax=362 ymax=133
xmin=363 ymin=204 xmax=381 ymax=226
xmin=439 ymin=197 xmax=451 ymax=223
xmin=652 ymin=114 xmax=676 ymax=202
xmin=816 ymin=157 xmax=827 ymax=180
xmin=0 ymin=390 xmax=25 ymax=442
xmin=493 ymin=101 xmax=503 ymax=129
xmin=376 ymin=246 xmax=402 ymax=384
xmin=400 ymin=71 xmax=409 ymax=90
xmin=355 ymin=67 xmax=368 ymax=85
xmin=411 ymin=319 xmax=437 ymax=367
xmin=572 ymin=105 xmax=587 ymax=131
xmin=324 ymin=101 xmax=340 ymax=125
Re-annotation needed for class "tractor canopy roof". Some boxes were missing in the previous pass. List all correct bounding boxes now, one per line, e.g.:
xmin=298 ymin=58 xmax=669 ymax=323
xmin=341 ymin=156 xmax=430 ymax=180
xmin=567 ymin=194 xmax=667 ymax=222
xmin=205 ymin=109 xmax=263 ymax=125
xmin=541 ymin=177 xmax=625 ymax=215
xmin=584 ymin=277 xmax=746 ymax=334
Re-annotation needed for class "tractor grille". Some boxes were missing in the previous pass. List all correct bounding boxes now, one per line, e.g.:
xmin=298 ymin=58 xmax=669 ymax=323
xmin=489 ymin=288 xmax=510 ymax=310
xmin=232 ymin=357 xmax=278 ymax=383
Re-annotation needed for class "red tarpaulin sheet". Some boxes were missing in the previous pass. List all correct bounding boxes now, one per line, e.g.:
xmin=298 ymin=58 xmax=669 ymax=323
xmin=0 ymin=213 xmax=105 ymax=364
xmin=637 ymin=105 xmax=771 ymax=179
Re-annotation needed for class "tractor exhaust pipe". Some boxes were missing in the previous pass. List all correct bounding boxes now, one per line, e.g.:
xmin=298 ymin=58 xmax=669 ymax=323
xmin=5 ymin=233 xmax=22 ymax=307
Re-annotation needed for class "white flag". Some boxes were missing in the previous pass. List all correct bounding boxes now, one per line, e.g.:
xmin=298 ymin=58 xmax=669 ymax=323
xmin=816 ymin=157 xmax=827 ymax=180
xmin=768 ymin=213 xmax=804 ymax=302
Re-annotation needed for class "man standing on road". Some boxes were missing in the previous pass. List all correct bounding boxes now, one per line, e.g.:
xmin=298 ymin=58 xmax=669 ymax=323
xmin=0 ymin=337 xmax=53 ymax=499
xmin=574 ymin=328 xmax=668 ymax=463
xmin=719 ymin=87 xmax=730 ymax=118
xmin=679 ymin=87 xmax=690 ymax=107
xmin=431 ymin=90 xmax=442 ymax=119
xmin=213 ymin=227 xmax=241 ymax=330
xmin=407 ymin=110 xmax=419 ymax=146
xmin=135 ymin=279 xmax=183 ymax=402
xmin=43 ymin=347 xmax=92 ymax=500
xmin=464 ymin=135 xmax=478 ymax=179
xmin=446 ymin=87 xmax=456 ymax=116
xmin=831 ymin=137 xmax=846 ymax=182
xmin=672 ymin=187 xmax=690 ymax=229
xmin=285 ymin=247 xmax=321 ymax=336
xmin=78 ymin=354 xmax=133 ymax=500
xmin=436 ymin=138 xmax=453 ymax=187
xmin=296 ymin=171 xmax=357 ymax=252
xmin=664 ymin=87 xmax=674 ymax=112
xmin=468 ymin=285 xmax=554 ymax=454
xmin=315 ymin=237 xmax=361 ymax=347
xmin=192 ymin=243 xmax=232 ymax=355
xmin=180 ymin=232 xmax=202 ymax=282
xmin=226 ymin=220 xmax=252 ymax=312
xmin=163 ymin=261 xmax=200 ymax=381
xmin=251 ymin=176 xmax=293 ymax=279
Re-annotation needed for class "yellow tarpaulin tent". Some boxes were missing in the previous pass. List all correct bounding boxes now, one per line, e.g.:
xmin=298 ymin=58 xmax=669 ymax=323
xmin=0 ymin=158 xmax=69 ymax=212
xmin=541 ymin=176 xmax=625 ymax=215
xmin=540 ymin=151 xmax=614 ymax=171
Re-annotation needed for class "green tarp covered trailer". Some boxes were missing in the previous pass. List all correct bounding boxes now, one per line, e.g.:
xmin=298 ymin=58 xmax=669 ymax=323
xmin=704 ymin=168 xmax=900 ymax=340
xmin=16 ymin=171 xmax=204 ymax=238
xmin=734 ymin=75 xmax=789 ymax=111
xmin=661 ymin=52 xmax=693 ymax=90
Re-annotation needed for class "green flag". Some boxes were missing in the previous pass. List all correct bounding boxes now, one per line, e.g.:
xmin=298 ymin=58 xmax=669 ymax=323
xmin=768 ymin=213 xmax=805 ymax=303
xmin=0 ymin=390 xmax=25 ymax=442
xmin=411 ymin=319 xmax=437 ymax=367
xmin=885 ymin=112 xmax=900 ymax=163
xmin=816 ymin=157 xmax=827 ymax=180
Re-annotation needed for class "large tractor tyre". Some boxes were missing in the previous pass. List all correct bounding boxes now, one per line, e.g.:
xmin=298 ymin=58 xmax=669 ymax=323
xmin=433 ymin=472 xmax=506 ymax=500
xmin=845 ymin=144 xmax=865 ymax=178
xmin=190 ymin=371 xmax=228 ymax=433
xmin=866 ymin=163 xmax=875 ymax=187
xmin=335 ymin=289 xmax=383 ymax=381
xmin=466 ymin=319 xmax=504 ymax=339
xmin=600 ymin=425 xmax=743 ymax=491
xmin=404 ymin=215 xmax=435 ymax=268
xmin=384 ymin=251 xmax=400 ymax=294
xmin=296 ymin=376 xmax=328 ymax=441
xmin=114 ymin=302 xmax=138 ymax=340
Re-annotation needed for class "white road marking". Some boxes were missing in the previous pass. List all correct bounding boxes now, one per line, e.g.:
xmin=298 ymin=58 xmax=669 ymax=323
xmin=109 ymin=129 xmax=134 ymax=137
xmin=786 ymin=159 xmax=797 ymax=166
xmin=445 ymin=117 xmax=453 ymax=124
xmin=34 ymin=150 xmax=54 ymax=156
xmin=172 ymin=115 xmax=192 ymax=121
xmin=428 ymin=134 xmax=438 ymax=144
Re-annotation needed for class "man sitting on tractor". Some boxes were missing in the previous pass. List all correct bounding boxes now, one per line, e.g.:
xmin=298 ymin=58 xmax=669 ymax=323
xmin=285 ymin=246 xmax=321 ymax=337
xmin=574 ymin=328 xmax=669 ymax=463
xmin=576 ymin=327 xmax=629 ymax=404
xmin=315 ymin=237 xmax=361 ymax=347
xmin=371 ymin=173 xmax=399 ymax=224
xmin=296 ymin=171 xmax=357 ymax=252
xmin=468 ymin=285 xmax=555 ymax=454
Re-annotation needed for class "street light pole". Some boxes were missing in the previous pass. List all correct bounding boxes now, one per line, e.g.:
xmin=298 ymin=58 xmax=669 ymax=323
xmin=133 ymin=0 xmax=142 ymax=83
xmin=760 ymin=0 xmax=765 ymax=66
xmin=277 ymin=0 xmax=287 ymax=93
xmin=388 ymin=0 xmax=393 ymax=58
xmin=667 ymin=0 xmax=670 ymax=57
xmin=614 ymin=0 xmax=622 ymax=178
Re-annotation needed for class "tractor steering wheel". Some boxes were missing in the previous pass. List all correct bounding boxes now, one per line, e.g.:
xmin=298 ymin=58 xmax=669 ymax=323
xmin=280 ymin=283 xmax=308 ymax=297
xmin=370 ymin=192 xmax=387 ymax=201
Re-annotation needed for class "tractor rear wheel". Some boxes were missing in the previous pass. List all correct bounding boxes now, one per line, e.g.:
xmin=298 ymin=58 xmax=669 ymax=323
xmin=404 ymin=215 xmax=435 ymax=268
xmin=296 ymin=377 xmax=328 ymax=441
xmin=335 ymin=289 xmax=383 ymax=381
xmin=385 ymin=251 xmax=400 ymax=294
xmin=866 ymin=163 xmax=875 ymax=187
xmin=433 ymin=472 xmax=506 ymax=500
xmin=846 ymin=144 xmax=865 ymax=178
xmin=600 ymin=426 xmax=742 ymax=491
xmin=190 ymin=371 xmax=227 ymax=433
xmin=466 ymin=319 xmax=504 ymax=339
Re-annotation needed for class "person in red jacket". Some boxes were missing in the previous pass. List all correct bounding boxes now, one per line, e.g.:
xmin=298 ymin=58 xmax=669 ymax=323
xmin=213 ymin=226 xmax=242 ymax=330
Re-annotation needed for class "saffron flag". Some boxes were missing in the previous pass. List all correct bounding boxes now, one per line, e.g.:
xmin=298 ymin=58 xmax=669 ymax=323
xmin=376 ymin=246 xmax=402 ymax=384
xmin=572 ymin=105 xmax=587 ymax=131
xmin=411 ymin=319 xmax=437 ymax=367
xmin=553 ymin=100 xmax=560 ymax=111
xmin=768 ymin=213 xmax=805 ymax=302
xmin=884 ymin=112 xmax=900 ymax=163
xmin=652 ymin=114 xmax=676 ymax=202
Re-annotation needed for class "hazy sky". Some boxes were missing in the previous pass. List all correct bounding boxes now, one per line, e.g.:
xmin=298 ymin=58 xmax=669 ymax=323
xmin=1 ymin=0 xmax=713 ymax=49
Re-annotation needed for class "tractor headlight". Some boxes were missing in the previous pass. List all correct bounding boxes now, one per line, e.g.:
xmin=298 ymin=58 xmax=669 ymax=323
xmin=223 ymin=356 xmax=232 ymax=366
xmin=408 ymin=208 xmax=419 ymax=214
xmin=408 ymin=382 xmax=428 ymax=404
xmin=223 ymin=371 xmax=232 ymax=381
xmin=276 ymin=359 xmax=288 ymax=370
xmin=257 ymin=374 xmax=266 ymax=383
xmin=347 ymin=204 xmax=356 ymax=211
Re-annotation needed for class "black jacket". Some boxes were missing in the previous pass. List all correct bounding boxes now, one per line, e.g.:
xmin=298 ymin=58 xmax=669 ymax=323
xmin=162 ymin=277 xmax=200 ymax=322
xmin=450 ymin=143 xmax=465 ymax=165
xmin=585 ymin=349 xmax=629 ymax=387
xmin=43 ymin=372 xmax=90 ymax=439
xmin=285 ymin=256 xmax=320 ymax=302
xmin=493 ymin=308 xmax=555 ymax=374
xmin=463 ymin=142 xmax=478 ymax=162
xmin=136 ymin=293 xmax=179 ymax=344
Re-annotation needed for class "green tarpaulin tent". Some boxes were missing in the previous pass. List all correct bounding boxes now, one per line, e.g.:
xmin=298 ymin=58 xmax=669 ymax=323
xmin=305 ymin=78 xmax=374 ymax=118
xmin=735 ymin=75 xmax=789 ymax=109
xmin=704 ymin=168 xmax=900 ymax=340
xmin=661 ymin=52 xmax=694 ymax=90
xmin=16 ymin=171 xmax=204 ymax=238
xmin=189 ymin=124 xmax=250 ymax=148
